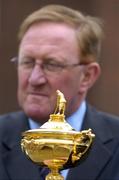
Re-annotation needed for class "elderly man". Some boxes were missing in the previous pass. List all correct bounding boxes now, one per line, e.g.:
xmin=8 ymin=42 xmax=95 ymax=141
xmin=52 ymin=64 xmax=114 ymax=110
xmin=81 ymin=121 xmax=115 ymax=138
xmin=0 ymin=4 xmax=119 ymax=180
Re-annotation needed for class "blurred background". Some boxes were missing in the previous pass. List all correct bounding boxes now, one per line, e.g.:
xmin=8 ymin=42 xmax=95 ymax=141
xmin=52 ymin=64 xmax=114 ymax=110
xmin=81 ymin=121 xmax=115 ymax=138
xmin=0 ymin=0 xmax=119 ymax=115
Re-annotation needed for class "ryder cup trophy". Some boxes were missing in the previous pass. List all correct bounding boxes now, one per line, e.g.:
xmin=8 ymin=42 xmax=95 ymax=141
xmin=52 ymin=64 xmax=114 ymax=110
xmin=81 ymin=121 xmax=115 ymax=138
xmin=21 ymin=90 xmax=95 ymax=180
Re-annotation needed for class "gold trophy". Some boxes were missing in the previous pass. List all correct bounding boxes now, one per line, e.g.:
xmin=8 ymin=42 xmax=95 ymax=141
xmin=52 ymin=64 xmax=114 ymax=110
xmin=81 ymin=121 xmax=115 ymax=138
xmin=21 ymin=90 xmax=95 ymax=180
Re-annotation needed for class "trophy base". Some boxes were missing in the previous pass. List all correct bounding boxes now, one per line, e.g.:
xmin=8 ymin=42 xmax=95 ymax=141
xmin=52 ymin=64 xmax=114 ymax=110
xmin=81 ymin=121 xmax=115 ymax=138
xmin=46 ymin=172 xmax=64 ymax=180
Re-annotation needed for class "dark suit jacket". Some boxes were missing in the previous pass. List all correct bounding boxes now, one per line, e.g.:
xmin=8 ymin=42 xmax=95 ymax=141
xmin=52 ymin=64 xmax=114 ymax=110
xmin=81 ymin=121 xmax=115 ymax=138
xmin=0 ymin=104 xmax=119 ymax=180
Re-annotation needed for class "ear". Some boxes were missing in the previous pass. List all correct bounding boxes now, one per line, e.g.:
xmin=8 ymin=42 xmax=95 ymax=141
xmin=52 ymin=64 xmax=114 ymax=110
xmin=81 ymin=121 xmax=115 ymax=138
xmin=79 ymin=62 xmax=101 ymax=94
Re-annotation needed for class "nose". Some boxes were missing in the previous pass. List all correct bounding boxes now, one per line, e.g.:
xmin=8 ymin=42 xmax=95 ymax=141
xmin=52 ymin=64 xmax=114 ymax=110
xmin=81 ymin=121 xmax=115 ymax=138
xmin=28 ymin=65 xmax=47 ymax=86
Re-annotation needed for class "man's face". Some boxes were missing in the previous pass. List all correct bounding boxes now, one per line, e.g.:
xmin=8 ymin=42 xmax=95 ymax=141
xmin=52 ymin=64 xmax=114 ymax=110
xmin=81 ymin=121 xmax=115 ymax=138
xmin=18 ymin=22 xmax=85 ymax=122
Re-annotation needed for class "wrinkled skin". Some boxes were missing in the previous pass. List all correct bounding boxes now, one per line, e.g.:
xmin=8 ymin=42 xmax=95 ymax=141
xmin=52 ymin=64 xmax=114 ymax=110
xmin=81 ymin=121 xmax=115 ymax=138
xmin=18 ymin=22 xmax=100 ymax=123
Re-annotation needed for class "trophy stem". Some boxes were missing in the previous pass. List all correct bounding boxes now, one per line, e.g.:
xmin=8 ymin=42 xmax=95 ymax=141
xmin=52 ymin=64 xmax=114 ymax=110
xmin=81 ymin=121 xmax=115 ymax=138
xmin=46 ymin=167 xmax=64 ymax=180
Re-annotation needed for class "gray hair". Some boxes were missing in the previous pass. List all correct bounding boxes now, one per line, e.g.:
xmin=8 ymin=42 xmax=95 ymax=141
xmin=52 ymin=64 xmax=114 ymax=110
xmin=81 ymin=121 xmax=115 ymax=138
xmin=18 ymin=4 xmax=104 ymax=63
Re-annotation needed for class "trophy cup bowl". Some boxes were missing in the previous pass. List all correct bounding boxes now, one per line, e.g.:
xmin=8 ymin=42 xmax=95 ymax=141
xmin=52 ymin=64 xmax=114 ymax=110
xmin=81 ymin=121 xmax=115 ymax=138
xmin=21 ymin=90 xmax=95 ymax=180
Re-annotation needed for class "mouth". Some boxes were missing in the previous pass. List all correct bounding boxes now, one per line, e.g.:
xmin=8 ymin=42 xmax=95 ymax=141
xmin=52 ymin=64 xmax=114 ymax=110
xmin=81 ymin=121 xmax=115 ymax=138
xmin=28 ymin=91 xmax=49 ymax=97
xmin=30 ymin=91 xmax=47 ymax=95
xmin=26 ymin=92 xmax=49 ymax=103
xmin=27 ymin=87 xmax=49 ymax=95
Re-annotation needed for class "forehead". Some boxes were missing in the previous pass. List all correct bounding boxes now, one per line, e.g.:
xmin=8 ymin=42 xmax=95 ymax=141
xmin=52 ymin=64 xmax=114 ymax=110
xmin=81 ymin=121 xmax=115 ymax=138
xmin=20 ymin=22 xmax=78 ymax=45
xmin=19 ymin=22 xmax=79 ymax=60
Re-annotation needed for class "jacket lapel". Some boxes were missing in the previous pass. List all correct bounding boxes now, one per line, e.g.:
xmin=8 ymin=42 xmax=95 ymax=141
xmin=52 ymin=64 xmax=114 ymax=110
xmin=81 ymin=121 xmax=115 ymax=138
xmin=67 ymin=105 xmax=117 ymax=180
xmin=2 ymin=112 xmax=41 ymax=180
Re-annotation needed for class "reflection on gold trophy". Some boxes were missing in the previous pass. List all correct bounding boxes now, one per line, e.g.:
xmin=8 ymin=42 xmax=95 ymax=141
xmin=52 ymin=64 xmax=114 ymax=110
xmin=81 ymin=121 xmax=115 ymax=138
xmin=21 ymin=90 xmax=95 ymax=180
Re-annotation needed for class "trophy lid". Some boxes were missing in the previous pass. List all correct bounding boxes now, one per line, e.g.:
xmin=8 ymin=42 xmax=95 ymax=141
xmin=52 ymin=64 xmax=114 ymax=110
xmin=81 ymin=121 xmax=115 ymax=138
xmin=40 ymin=90 xmax=74 ymax=131
xmin=22 ymin=90 xmax=75 ymax=138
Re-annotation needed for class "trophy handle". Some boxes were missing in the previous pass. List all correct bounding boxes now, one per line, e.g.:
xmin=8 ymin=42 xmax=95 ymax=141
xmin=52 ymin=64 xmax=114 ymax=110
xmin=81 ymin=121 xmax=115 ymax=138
xmin=72 ymin=129 xmax=95 ymax=163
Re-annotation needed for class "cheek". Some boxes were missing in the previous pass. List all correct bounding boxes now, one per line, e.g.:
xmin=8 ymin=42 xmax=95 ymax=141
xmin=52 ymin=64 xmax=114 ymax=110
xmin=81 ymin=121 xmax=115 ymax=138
xmin=51 ymin=73 xmax=78 ymax=96
xmin=18 ymin=69 xmax=29 ymax=90
xmin=17 ymin=70 xmax=31 ymax=106
xmin=63 ymin=73 xmax=79 ymax=88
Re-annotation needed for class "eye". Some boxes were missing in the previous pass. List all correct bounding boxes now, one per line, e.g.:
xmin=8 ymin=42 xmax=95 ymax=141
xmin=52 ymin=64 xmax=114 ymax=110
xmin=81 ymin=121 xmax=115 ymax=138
xmin=43 ymin=57 xmax=67 ymax=72
xmin=44 ymin=57 xmax=63 ymax=66
xmin=44 ymin=62 xmax=65 ymax=72
xmin=19 ymin=57 xmax=35 ymax=68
